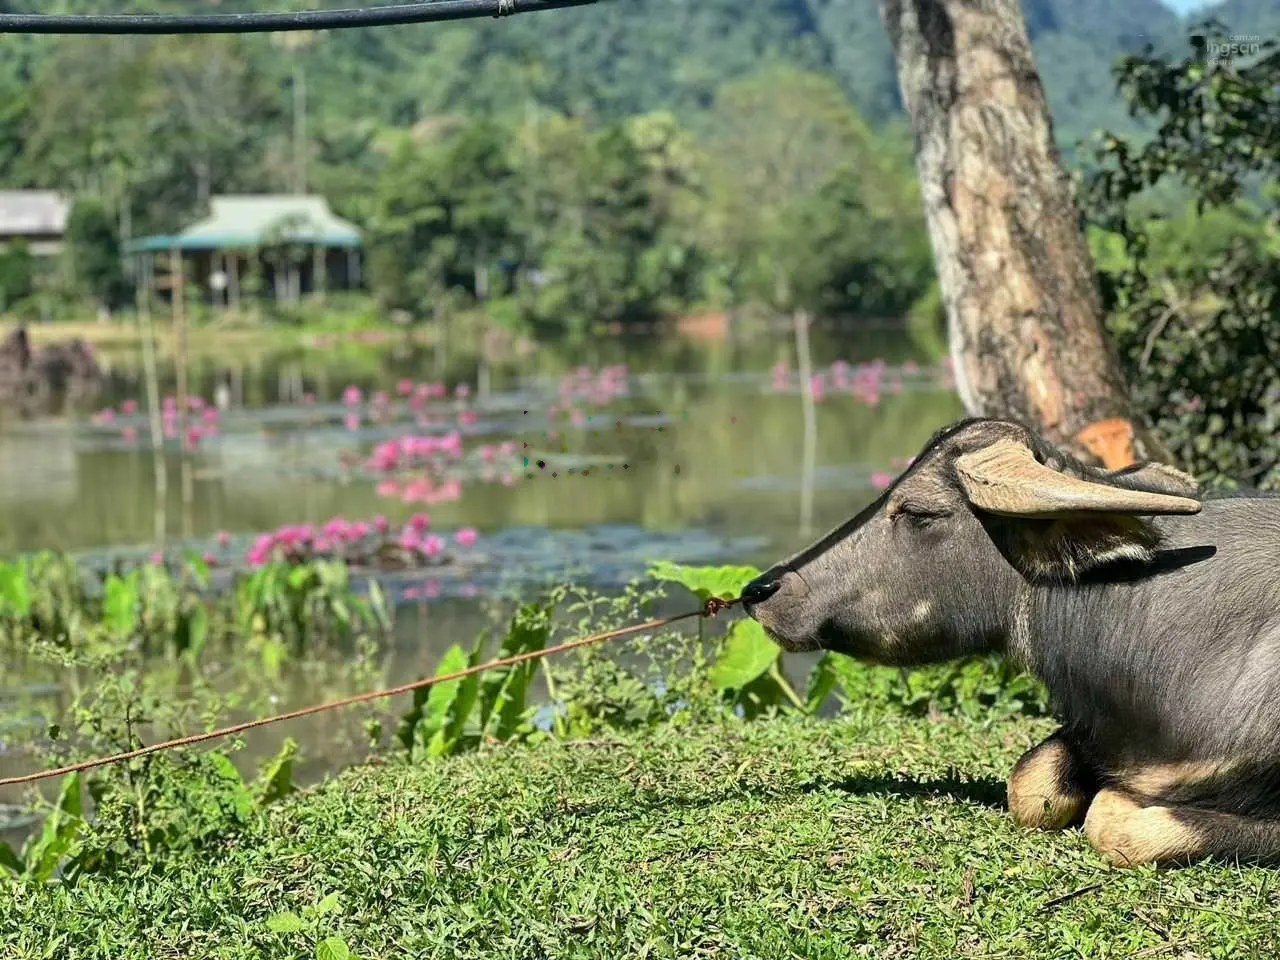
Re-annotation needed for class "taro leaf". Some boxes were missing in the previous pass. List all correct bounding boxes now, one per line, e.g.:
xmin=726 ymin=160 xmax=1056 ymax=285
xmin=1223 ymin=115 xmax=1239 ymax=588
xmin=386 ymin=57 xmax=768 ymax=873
xmin=708 ymin=619 xmax=779 ymax=692
xmin=804 ymin=653 xmax=840 ymax=715
xmin=21 ymin=772 xmax=83 ymax=882
xmin=317 ymin=938 xmax=352 ymax=960
xmin=479 ymin=602 xmax=551 ymax=742
xmin=0 ymin=561 xmax=30 ymax=618
xmin=102 ymin=573 xmax=140 ymax=637
xmin=183 ymin=550 xmax=211 ymax=588
xmin=647 ymin=561 xmax=762 ymax=603
xmin=0 ymin=840 xmax=23 ymax=876
xmin=205 ymin=752 xmax=255 ymax=822
xmin=256 ymin=737 xmax=298 ymax=805
xmin=736 ymin=669 xmax=790 ymax=720
xmin=395 ymin=644 xmax=471 ymax=758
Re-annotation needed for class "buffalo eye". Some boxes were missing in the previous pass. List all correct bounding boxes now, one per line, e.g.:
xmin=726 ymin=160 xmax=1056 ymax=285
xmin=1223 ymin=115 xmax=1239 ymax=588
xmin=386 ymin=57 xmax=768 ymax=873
xmin=890 ymin=500 xmax=950 ymax=527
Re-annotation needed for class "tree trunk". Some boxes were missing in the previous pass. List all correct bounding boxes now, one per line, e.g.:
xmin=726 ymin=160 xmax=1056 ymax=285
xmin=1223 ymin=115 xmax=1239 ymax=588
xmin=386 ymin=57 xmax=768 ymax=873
xmin=879 ymin=0 xmax=1173 ymax=470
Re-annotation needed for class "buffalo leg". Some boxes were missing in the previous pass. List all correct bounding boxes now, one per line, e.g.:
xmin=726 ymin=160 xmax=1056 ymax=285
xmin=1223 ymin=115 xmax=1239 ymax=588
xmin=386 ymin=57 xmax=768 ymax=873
xmin=1084 ymin=788 xmax=1280 ymax=867
xmin=1007 ymin=728 xmax=1095 ymax=830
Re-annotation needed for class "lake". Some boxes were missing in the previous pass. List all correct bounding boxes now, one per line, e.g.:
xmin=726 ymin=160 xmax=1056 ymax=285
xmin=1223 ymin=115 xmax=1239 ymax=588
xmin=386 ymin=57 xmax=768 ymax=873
xmin=0 ymin=320 xmax=963 ymax=839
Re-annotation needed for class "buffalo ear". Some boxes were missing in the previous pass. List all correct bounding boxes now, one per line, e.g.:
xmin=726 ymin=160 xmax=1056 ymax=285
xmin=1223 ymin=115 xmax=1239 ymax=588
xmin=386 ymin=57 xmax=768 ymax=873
xmin=1103 ymin=461 xmax=1200 ymax=499
xmin=955 ymin=438 xmax=1201 ymax=583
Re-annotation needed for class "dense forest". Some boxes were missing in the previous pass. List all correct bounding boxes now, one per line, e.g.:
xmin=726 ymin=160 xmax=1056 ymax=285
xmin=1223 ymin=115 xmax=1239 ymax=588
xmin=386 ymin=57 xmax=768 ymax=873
xmin=0 ymin=0 xmax=1275 ymax=343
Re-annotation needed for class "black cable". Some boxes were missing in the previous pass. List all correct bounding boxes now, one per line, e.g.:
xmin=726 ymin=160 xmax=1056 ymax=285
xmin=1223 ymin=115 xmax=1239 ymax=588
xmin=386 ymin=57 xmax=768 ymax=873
xmin=0 ymin=0 xmax=599 ymax=35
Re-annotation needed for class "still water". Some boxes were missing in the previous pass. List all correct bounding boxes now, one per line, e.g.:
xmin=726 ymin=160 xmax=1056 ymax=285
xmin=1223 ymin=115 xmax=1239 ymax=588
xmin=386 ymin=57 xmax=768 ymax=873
xmin=0 ymin=324 xmax=963 ymax=836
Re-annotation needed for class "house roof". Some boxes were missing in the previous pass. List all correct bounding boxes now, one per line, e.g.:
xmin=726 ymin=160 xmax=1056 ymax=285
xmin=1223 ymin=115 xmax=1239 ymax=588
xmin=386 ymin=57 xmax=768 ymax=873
xmin=0 ymin=190 xmax=70 ymax=236
xmin=126 ymin=195 xmax=362 ymax=253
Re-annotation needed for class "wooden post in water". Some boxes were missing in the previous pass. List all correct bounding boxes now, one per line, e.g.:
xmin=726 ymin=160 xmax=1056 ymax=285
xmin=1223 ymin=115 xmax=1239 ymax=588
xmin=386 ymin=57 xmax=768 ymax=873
xmin=793 ymin=309 xmax=816 ymax=537
xmin=138 ymin=253 xmax=168 ymax=546
xmin=475 ymin=259 xmax=490 ymax=401
xmin=171 ymin=247 xmax=195 ymax=539
xmin=229 ymin=253 xmax=241 ymax=314
xmin=313 ymin=244 xmax=326 ymax=302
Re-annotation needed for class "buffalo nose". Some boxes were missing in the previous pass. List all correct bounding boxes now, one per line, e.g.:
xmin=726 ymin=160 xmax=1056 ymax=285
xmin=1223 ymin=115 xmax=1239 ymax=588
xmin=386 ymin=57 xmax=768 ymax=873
xmin=741 ymin=577 xmax=783 ymax=606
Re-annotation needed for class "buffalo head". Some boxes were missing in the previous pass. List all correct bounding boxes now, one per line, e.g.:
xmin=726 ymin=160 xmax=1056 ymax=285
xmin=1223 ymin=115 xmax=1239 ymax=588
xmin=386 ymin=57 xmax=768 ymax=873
xmin=742 ymin=418 xmax=1201 ymax=664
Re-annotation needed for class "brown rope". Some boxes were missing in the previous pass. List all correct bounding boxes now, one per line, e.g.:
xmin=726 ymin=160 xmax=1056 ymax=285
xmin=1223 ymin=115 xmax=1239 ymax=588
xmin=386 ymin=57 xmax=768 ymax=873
xmin=0 ymin=596 xmax=740 ymax=787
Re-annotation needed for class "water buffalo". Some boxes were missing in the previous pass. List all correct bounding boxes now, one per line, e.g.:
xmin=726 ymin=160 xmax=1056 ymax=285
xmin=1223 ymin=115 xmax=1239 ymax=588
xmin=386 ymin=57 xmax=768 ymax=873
xmin=742 ymin=416 xmax=1280 ymax=867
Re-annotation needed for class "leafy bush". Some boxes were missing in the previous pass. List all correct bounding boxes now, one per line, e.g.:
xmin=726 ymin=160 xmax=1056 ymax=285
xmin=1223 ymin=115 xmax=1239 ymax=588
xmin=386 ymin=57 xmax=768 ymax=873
xmin=1084 ymin=25 xmax=1280 ymax=488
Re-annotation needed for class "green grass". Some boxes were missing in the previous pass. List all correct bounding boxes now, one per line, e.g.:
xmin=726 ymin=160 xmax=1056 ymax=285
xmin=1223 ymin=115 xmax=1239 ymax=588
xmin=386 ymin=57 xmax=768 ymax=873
xmin=5 ymin=707 xmax=1279 ymax=958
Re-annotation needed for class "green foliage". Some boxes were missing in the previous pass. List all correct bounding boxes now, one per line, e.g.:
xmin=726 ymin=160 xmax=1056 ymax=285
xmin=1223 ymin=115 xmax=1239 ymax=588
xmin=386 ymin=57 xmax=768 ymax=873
xmin=0 ymin=552 xmax=388 ymax=669
xmin=396 ymin=600 xmax=551 ymax=760
xmin=64 ymin=196 xmax=128 ymax=310
xmin=0 ymin=772 xmax=83 ymax=883
xmin=0 ymin=240 xmax=34 ymax=311
xmin=1083 ymin=25 xmax=1280 ymax=488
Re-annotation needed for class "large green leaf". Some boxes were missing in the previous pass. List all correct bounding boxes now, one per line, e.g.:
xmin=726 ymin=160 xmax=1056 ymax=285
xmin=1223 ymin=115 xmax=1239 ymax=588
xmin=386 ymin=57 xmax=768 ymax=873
xmin=0 ymin=560 xmax=31 ymax=618
xmin=708 ymin=619 xmax=779 ymax=691
xmin=479 ymin=603 xmax=551 ymax=741
xmin=648 ymin=561 xmax=761 ymax=603
xmin=21 ymin=772 xmax=83 ymax=882
xmin=256 ymin=737 xmax=298 ymax=805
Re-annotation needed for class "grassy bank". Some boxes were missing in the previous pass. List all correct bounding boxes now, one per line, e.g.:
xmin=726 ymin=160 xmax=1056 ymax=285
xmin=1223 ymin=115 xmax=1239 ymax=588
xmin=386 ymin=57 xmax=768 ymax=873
xmin=4 ymin=706 xmax=1275 ymax=959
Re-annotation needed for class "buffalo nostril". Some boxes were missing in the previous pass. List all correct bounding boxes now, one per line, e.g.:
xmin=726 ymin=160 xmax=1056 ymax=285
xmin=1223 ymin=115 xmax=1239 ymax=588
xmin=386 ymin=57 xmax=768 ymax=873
xmin=742 ymin=578 xmax=783 ymax=606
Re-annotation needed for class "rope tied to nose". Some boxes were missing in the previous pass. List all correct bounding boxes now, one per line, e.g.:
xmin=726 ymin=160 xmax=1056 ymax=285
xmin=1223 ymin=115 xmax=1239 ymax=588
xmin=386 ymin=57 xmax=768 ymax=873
xmin=0 ymin=595 xmax=741 ymax=788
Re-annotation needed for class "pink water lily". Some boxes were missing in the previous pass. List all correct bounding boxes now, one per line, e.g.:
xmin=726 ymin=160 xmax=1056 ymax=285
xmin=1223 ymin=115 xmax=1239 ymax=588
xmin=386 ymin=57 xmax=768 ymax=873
xmin=455 ymin=527 xmax=478 ymax=547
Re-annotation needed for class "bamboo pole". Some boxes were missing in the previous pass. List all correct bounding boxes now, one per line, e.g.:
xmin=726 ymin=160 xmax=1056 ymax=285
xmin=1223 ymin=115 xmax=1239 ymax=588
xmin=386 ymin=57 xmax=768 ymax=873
xmin=138 ymin=253 xmax=167 ymax=546
xmin=794 ymin=309 xmax=816 ymax=538
xmin=171 ymin=248 xmax=194 ymax=539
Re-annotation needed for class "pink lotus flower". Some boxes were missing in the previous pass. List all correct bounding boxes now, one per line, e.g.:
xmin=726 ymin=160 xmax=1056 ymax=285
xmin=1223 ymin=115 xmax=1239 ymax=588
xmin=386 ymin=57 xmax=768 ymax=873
xmin=121 ymin=399 xmax=138 ymax=415
xmin=397 ymin=529 xmax=420 ymax=552
xmin=94 ymin=408 xmax=115 ymax=424
xmin=202 ymin=551 xmax=216 ymax=566
xmin=398 ymin=378 xmax=414 ymax=396
xmin=376 ymin=478 xmax=400 ymax=498
xmin=314 ymin=536 xmax=333 ymax=553
xmin=421 ymin=534 xmax=444 ymax=557
xmin=373 ymin=514 xmax=388 ymax=533
xmin=425 ymin=578 xmax=442 ymax=599
xmin=408 ymin=512 xmax=430 ymax=532
xmin=349 ymin=521 xmax=369 ymax=540
xmin=343 ymin=412 xmax=361 ymax=431
xmin=455 ymin=527 xmax=478 ymax=547
xmin=808 ymin=374 xmax=825 ymax=402
xmin=150 ymin=552 xmax=164 ymax=565
xmin=870 ymin=471 xmax=894 ymax=489
xmin=342 ymin=385 xmax=362 ymax=406
xmin=459 ymin=409 xmax=478 ymax=426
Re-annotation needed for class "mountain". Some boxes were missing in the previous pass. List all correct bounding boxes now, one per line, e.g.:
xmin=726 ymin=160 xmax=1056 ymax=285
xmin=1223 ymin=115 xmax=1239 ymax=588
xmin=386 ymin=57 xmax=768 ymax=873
xmin=3 ymin=0 xmax=1278 ymax=171
xmin=296 ymin=0 xmax=1276 ymax=158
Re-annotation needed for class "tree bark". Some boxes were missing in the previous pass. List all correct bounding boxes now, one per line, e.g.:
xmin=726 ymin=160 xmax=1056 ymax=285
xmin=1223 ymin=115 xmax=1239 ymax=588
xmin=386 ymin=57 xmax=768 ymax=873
xmin=879 ymin=0 xmax=1173 ymax=469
